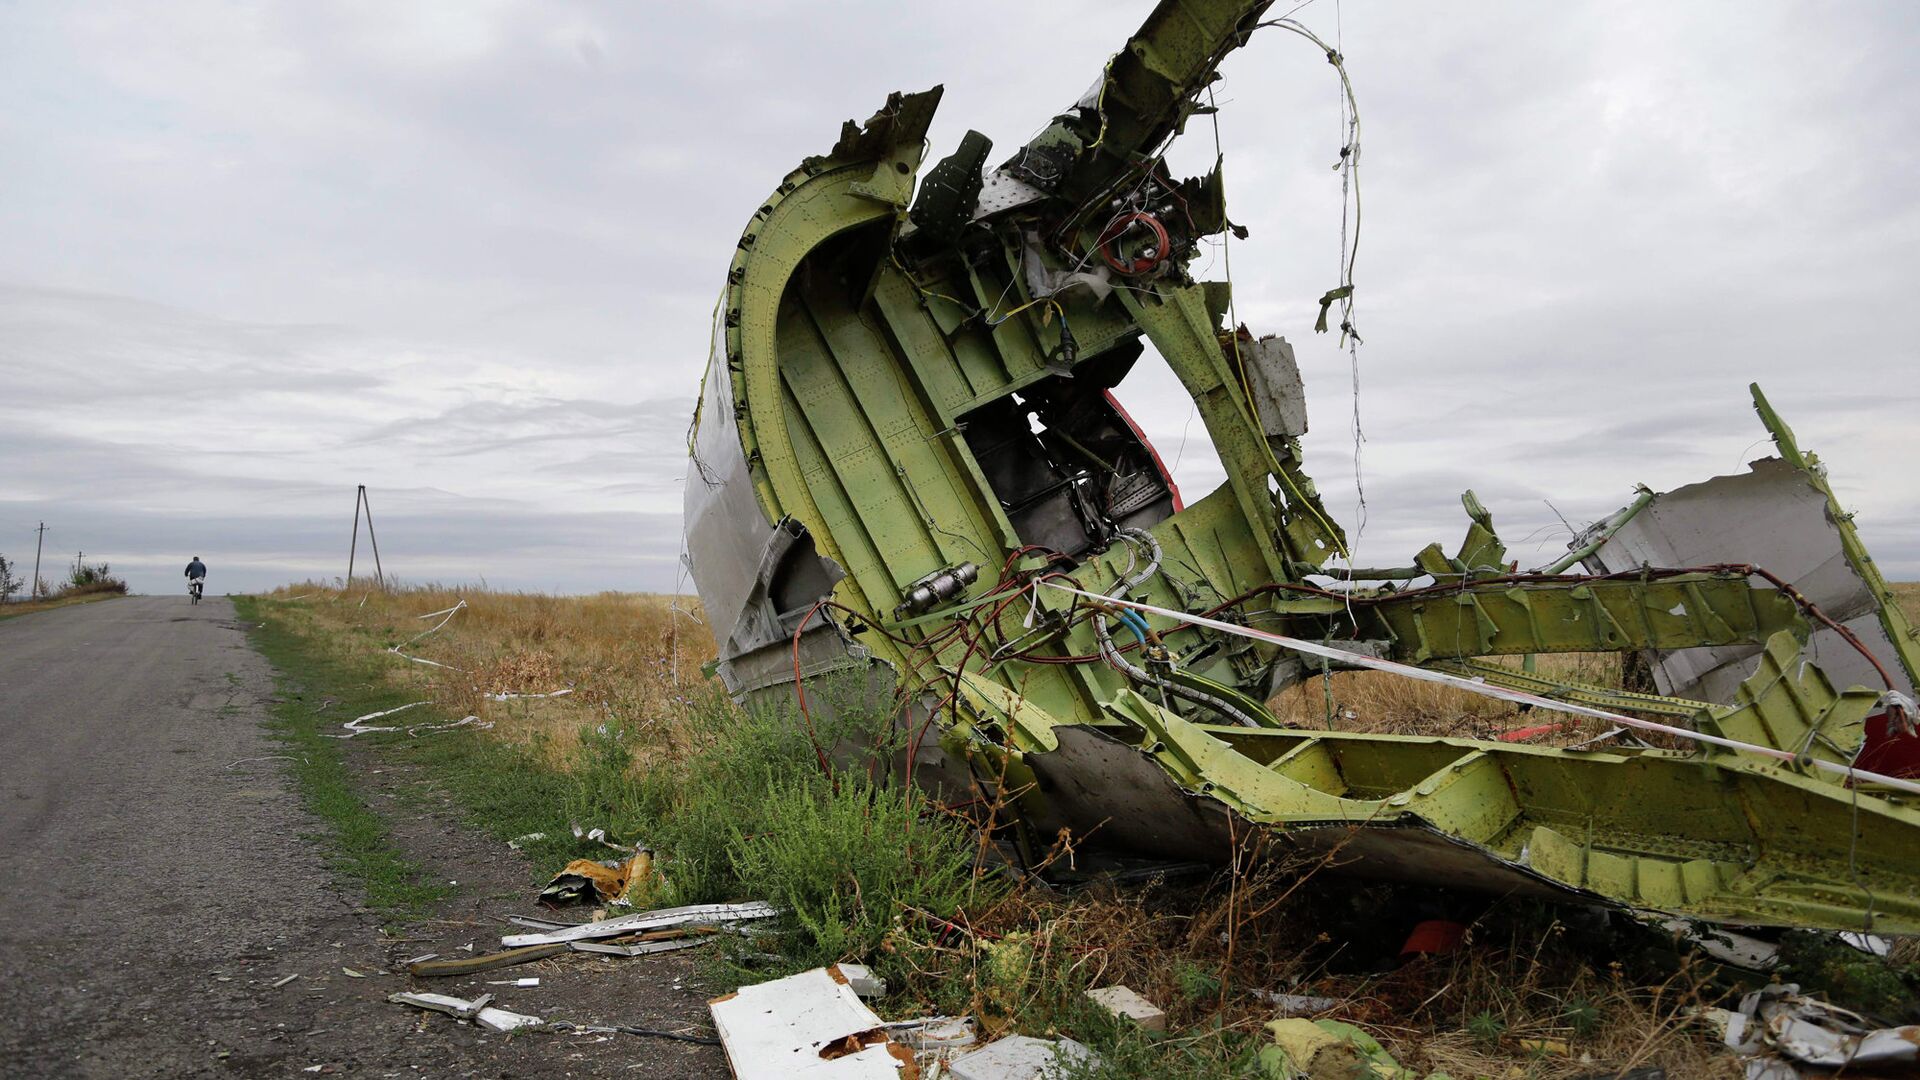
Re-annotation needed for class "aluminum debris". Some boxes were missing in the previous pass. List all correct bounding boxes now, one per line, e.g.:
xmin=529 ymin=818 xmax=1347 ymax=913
xmin=486 ymin=687 xmax=575 ymax=701
xmin=834 ymin=963 xmax=887 ymax=1000
xmin=1084 ymin=984 xmax=1165 ymax=1032
xmin=1250 ymin=991 xmax=1341 ymax=1017
xmin=1658 ymin=920 xmax=1781 ymax=972
xmin=567 ymin=935 xmax=714 ymax=958
xmin=388 ymin=991 xmax=543 ymax=1034
xmin=880 ymin=1015 xmax=979 ymax=1060
xmin=407 ymin=943 xmax=566 ymax=978
xmin=709 ymin=965 xmax=915 ymax=1079
xmin=500 ymin=900 xmax=779 ymax=948
xmin=1706 ymin=982 xmax=1920 ymax=1075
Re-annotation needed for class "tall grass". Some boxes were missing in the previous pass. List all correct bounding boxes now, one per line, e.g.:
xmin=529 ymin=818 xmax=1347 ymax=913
xmin=1895 ymin=581 xmax=1920 ymax=624
xmin=261 ymin=583 xmax=713 ymax=767
xmin=256 ymin=584 xmax=981 ymax=981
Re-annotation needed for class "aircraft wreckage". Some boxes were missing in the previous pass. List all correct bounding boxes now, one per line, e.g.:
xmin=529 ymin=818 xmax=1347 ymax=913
xmin=686 ymin=0 xmax=1920 ymax=934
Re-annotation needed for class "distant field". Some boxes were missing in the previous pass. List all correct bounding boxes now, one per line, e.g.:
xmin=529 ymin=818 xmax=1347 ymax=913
xmin=1896 ymin=580 xmax=1920 ymax=622
xmin=0 ymin=591 xmax=123 ymax=621
xmin=256 ymin=584 xmax=713 ymax=769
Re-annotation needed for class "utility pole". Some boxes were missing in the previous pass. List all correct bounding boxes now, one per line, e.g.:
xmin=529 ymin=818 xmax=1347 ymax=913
xmin=347 ymin=488 xmax=363 ymax=584
xmin=32 ymin=522 xmax=45 ymax=598
xmin=345 ymin=486 xmax=387 ymax=590
xmin=361 ymin=487 xmax=385 ymax=589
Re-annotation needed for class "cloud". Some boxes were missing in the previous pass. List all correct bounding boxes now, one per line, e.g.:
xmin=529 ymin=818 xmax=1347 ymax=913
xmin=0 ymin=1 xmax=1914 ymax=597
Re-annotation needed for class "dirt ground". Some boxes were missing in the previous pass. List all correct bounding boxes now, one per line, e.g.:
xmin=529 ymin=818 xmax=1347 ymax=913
xmin=0 ymin=597 xmax=729 ymax=1078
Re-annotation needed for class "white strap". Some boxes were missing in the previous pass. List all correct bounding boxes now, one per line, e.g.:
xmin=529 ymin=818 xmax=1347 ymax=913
xmin=1038 ymin=580 xmax=1920 ymax=797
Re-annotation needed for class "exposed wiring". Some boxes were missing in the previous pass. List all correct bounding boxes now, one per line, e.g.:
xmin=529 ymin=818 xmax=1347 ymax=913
xmin=1043 ymin=579 xmax=1920 ymax=797
xmin=1089 ymin=528 xmax=1265 ymax=728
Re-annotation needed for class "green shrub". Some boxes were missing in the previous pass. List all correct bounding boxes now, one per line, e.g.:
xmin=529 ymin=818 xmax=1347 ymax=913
xmin=61 ymin=560 xmax=127 ymax=597
xmin=731 ymin=775 xmax=976 ymax=971
xmin=565 ymin=720 xmax=648 ymax=837
xmin=636 ymin=686 xmax=984 ymax=974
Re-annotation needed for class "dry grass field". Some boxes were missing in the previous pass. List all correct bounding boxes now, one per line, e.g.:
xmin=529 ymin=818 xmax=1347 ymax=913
xmin=262 ymin=584 xmax=716 ymax=770
xmin=1896 ymin=580 xmax=1920 ymax=623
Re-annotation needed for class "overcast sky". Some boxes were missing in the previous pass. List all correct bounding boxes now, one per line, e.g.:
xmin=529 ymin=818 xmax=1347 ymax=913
xmin=3 ymin=1 xmax=1915 ymax=597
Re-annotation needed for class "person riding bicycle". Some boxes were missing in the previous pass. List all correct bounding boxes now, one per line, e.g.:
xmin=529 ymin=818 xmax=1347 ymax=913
xmin=184 ymin=557 xmax=207 ymax=601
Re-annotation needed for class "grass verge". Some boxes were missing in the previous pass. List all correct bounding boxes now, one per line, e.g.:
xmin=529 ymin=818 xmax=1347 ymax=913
xmin=238 ymin=593 xmax=983 ymax=980
xmin=0 ymin=591 xmax=123 ymax=621
xmin=235 ymin=595 xmax=452 ymax=920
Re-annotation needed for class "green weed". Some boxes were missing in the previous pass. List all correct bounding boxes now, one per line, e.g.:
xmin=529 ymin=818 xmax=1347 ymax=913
xmin=731 ymin=775 xmax=976 ymax=972
xmin=234 ymin=596 xmax=451 ymax=920
xmin=1466 ymin=1008 xmax=1506 ymax=1044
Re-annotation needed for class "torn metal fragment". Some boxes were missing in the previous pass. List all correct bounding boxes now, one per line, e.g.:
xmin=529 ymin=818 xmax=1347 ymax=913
xmin=1716 ymin=982 xmax=1920 ymax=1072
xmin=1250 ymin=991 xmax=1340 ymax=1017
xmin=1084 ymin=985 xmax=1166 ymax=1032
xmin=539 ymin=849 xmax=651 ymax=907
xmin=834 ymin=963 xmax=887 ymax=999
xmin=499 ymin=900 xmax=779 ymax=948
xmin=1578 ymin=452 xmax=1916 ymax=704
xmin=566 ymin=935 xmax=712 ymax=958
xmin=387 ymin=991 xmax=543 ymax=1034
xmin=709 ymin=966 xmax=914 ymax=1079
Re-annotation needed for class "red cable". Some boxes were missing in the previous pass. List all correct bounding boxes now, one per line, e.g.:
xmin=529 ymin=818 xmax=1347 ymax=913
xmin=788 ymin=599 xmax=836 ymax=778
xmin=1097 ymin=211 xmax=1170 ymax=275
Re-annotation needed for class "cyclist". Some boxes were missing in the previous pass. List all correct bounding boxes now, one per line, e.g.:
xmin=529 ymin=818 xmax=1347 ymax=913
xmin=184 ymin=556 xmax=207 ymax=603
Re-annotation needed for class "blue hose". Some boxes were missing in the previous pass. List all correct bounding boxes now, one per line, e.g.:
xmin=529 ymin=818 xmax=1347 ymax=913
xmin=1117 ymin=608 xmax=1153 ymax=645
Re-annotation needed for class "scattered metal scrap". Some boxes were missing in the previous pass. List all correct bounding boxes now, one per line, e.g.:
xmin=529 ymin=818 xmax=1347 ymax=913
xmin=1704 ymin=982 xmax=1920 ymax=1077
xmin=539 ymin=848 xmax=653 ymax=906
xmin=387 ymin=990 xmax=543 ymax=1034
xmin=709 ymin=964 xmax=1010 ymax=1079
xmin=406 ymin=900 xmax=777 ymax=978
xmin=408 ymin=942 xmax=568 ymax=979
xmin=709 ymin=964 xmax=918 ymax=1079
xmin=500 ymin=900 xmax=779 ymax=948
xmin=683 ymin=0 xmax=1920 ymax=933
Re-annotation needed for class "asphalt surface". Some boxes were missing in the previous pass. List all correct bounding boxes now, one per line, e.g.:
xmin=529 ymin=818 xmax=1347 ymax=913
xmin=0 ymin=597 xmax=728 ymax=1078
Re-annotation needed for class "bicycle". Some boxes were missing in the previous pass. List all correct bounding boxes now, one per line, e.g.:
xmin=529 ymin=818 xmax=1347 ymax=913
xmin=189 ymin=579 xmax=204 ymax=605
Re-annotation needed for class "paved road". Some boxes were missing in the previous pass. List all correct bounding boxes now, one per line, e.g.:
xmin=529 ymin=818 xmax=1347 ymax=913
xmin=0 ymin=596 xmax=384 ymax=1076
xmin=0 ymin=596 xmax=729 ymax=1078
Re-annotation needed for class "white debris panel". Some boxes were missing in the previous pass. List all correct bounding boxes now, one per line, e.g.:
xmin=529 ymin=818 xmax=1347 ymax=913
xmin=709 ymin=965 xmax=913 ymax=1079
xmin=1580 ymin=456 xmax=1916 ymax=703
